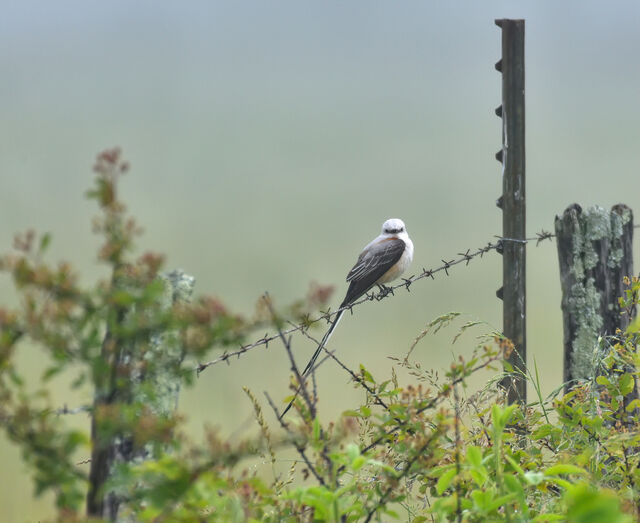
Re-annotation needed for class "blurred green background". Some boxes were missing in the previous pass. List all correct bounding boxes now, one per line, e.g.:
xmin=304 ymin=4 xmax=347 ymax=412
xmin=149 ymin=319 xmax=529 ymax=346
xmin=2 ymin=1 xmax=640 ymax=519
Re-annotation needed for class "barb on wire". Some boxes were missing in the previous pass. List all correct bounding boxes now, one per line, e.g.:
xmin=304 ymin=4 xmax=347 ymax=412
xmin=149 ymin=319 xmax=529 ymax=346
xmin=55 ymin=404 xmax=91 ymax=416
xmin=496 ymin=230 xmax=556 ymax=246
xmin=195 ymin=229 xmax=556 ymax=374
xmin=534 ymin=229 xmax=554 ymax=245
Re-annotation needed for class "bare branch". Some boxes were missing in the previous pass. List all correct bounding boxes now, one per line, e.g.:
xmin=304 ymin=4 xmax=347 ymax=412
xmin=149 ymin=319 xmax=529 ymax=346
xmin=263 ymin=294 xmax=316 ymax=418
xmin=295 ymin=326 xmax=394 ymax=415
xmin=359 ymin=351 xmax=503 ymax=456
xmin=264 ymin=392 xmax=325 ymax=487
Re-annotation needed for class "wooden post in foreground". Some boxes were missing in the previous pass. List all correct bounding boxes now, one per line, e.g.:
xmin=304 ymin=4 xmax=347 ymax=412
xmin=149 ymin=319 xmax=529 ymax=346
xmin=495 ymin=19 xmax=526 ymax=404
xmin=555 ymin=204 xmax=634 ymax=391
xmin=87 ymin=270 xmax=194 ymax=520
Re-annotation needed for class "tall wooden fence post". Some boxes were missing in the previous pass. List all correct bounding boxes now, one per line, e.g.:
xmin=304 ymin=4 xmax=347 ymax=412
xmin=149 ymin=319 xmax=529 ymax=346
xmin=495 ymin=19 xmax=527 ymax=404
xmin=555 ymin=204 xmax=634 ymax=391
xmin=87 ymin=269 xmax=194 ymax=520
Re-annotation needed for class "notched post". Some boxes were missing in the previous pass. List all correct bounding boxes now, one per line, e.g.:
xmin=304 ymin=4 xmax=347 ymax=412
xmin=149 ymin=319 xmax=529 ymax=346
xmin=495 ymin=18 xmax=526 ymax=405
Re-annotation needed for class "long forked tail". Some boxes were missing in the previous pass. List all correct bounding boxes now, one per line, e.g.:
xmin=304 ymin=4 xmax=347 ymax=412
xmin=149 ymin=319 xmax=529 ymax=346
xmin=279 ymin=309 xmax=345 ymax=419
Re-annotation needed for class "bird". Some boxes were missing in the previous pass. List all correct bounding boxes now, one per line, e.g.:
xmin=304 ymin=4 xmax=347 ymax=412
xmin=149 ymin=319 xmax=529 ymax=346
xmin=280 ymin=218 xmax=414 ymax=419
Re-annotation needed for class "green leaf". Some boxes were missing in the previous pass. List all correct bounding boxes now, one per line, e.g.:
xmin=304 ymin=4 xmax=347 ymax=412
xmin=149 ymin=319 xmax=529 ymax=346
xmin=625 ymin=399 xmax=640 ymax=412
xmin=523 ymin=471 xmax=545 ymax=486
xmin=611 ymin=396 xmax=620 ymax=410
xmin=346 ymin=443 xmax=359 ymax=462
xmin=484 ymin=493 xmax=517 ymax=513
xmin=532 ymin=424 xmax=553 ymax=440
xmin=359 ymin=365 xmax=375 ymax=383
xmin=471 ymin=489 xmax=491 ymax=511
xmin=351 ymin=456 xmax=366 ymax=471
xmin=492 ymin=404 xmax=516 ymax=435
xmin=619 ymin=373 xmax=634 ymax=396
xmin=359 ymin=405 xmax=371 ymax=418
xmin=627 ymin=315 xmax=640 ymax=334
xmin=312 ymin=417 xmax=321 ymax=441
xmin=436 ymin=467 xmax=457 ymax=495
xmin=531 ymin=515 xmax=565 ymax=522
xmin=142 ymin=279 xmax=166 ymax=302
xmin=366 ymin=459 xmax=399 ymax=476
xmin=469 ymin=468 xmax=488 ymax=487
xmin=8 ymin=370 xmax=24 ymax=386
xmin=546 ymin=477 xmax=573 ymax=490
xmin=39 ymin=232 xmax=51 ymax=252
xmin=564 ymin=483 xmax=630 ymax=523
xmin=503 ymin=474 xmax=524 ymax=497
xmin=544 ymin=464 xmax=587 ymax=476
xmin=42 ymin=365 xmax=63 ymax=382
xmin=596 ymin=375 xmax=610 ymax=387
xmin=466 ymin=445 xmax=483 ymax=468
xmin=504 ymin=453 xmax=525 ymax=476
xmin=111 ymin=289 xmax=135 ymax=306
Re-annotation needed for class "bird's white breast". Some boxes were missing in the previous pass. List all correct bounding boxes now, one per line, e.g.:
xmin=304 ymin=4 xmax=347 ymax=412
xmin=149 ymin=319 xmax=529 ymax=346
xmin=377 ymin=235 xmax=414 ymax=284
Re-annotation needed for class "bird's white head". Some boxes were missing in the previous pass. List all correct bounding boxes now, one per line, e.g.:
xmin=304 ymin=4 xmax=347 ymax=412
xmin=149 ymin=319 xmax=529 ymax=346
xmin=381 ymin=218 xmax=407 ymax=236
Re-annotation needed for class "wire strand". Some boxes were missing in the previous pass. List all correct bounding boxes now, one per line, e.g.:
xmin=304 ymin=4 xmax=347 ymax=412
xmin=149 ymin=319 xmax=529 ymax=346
xmin=194 ymin=228 xmax=558 ymax=374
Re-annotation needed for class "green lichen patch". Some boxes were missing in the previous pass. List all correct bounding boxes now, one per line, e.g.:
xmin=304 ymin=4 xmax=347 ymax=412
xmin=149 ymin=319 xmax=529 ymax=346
xmin=568 ymin=278 xmax=603 ymax=381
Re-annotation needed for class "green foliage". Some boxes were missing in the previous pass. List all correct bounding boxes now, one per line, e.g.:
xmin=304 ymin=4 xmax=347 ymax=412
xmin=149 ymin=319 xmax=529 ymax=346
xmin=1 ymin=149 xmax=639 ymax=521
xmin=0 ymin=149 xmax=330 ymax=520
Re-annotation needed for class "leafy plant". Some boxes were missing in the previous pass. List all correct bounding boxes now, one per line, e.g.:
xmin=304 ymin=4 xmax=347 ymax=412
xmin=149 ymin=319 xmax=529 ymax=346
xmin=1 ymin=149 xmax=638 ymax=521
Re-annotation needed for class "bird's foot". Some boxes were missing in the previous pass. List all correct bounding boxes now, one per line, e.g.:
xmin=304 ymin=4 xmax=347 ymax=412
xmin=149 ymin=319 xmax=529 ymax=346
xmin=375 ymin=284 xmax=394 ymax=300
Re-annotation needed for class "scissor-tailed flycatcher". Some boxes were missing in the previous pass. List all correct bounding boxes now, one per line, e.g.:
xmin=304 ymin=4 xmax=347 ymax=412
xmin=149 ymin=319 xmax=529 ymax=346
xmin=280 ymin=218 xmax=414 ymax=418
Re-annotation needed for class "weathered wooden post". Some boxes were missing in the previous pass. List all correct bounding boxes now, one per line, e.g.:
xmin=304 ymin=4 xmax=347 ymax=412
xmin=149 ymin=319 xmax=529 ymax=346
xmin=555 ymin=204 xmax=634 ymax=391
xmin=87 ymin=270 xmax=194 ymax=520
xmin=495 ymin=19 xmax=527 ymax=404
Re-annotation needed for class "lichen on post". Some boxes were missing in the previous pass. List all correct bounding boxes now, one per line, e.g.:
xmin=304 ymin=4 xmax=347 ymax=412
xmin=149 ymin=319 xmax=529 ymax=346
xmin=555 ymin=204 xmax=634 ymax=390
xmin=88 ymin=269 xmax=195 ymax=521
xmin=134 ymin=270 xmax=196 ymax=415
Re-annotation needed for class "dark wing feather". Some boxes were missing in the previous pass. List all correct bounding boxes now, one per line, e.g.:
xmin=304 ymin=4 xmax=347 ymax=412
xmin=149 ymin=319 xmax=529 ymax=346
xmin=340 ymin=238 xmax=405 ymax=307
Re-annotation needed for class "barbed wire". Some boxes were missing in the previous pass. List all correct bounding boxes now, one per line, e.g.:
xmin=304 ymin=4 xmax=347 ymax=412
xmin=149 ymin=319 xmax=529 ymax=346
xmin=195 ymin=229 xmax=558 ymax=375
xmin=55 ymin=404 xmax=91 ymax=416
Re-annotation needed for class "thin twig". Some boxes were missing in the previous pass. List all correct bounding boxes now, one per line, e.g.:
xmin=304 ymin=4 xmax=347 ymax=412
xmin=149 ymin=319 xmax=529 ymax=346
xmin=295 ymin=326 xmax=402 ymax=419
xmin=467 ymin=397 xmax=493 ymax=448
xmin=264 ymin=392 xmax=325 ymax=487
xmin=359 ymin=351 xmax=503 ymax=456
xmin=453 ymin=383 xmax=462 ymax=523
xmin=363 ymin=430 xmax=440 ymax=522
xmin=264 ymin=294 xmax=316 ymax=419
